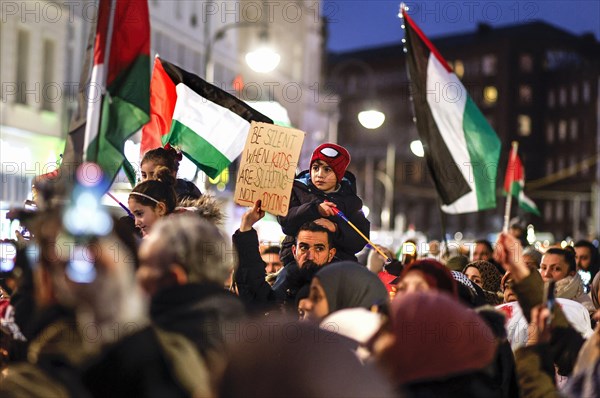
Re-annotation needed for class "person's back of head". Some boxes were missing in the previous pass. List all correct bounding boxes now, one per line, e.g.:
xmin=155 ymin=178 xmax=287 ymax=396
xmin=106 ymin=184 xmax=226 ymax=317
xmin=220 ymin=315 xmax=395 ymax=398
xmin=141 ymin=146 xmax=180 ymax=177
xmin=150 ymin=214 xmax=234 ymax=285
xmin=522 ymin=246 xmax=542 ymax=269
xmin=375 ymin=291 xmax=498 ymax=396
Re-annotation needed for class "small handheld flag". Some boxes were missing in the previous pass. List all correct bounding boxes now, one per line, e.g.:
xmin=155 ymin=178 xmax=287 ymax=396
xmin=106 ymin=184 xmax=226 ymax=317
xmin=331 ymin=207 xmax=392 ymax=264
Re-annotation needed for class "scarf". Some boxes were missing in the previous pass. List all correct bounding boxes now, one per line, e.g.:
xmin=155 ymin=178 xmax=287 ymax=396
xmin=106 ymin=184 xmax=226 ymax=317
xmin=316 ymin=262 xmax=388 ymax=314
xmin=555 ymin=273 xmax=585 ymax=300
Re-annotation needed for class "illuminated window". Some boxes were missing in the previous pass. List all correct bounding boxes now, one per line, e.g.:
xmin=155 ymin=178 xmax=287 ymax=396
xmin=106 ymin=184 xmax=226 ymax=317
xmin=546 ymin=123 xmax=554 ymax=143
xmin=42 ymin=40 xmax=55 ymax=112
xmin=519 ymin=85 xmax=532 ymax=104
xmin=583 ymin=81 xmax=591 ymax=102
xmin=16 ymin=30 xmax=29 ymax=105
xmin=559 ymin=87 xmax=567 ymax=106
xmin=571 ymin=84 xmax=579 ymax=104
xmin=519 ymin=54 xmax=533 ymax=72
xmin=545 ymin=202 xmax=552 ymax=221
xmin=570 ymin=118 xmax=578 ymax=140
xmin=517 ymin=115 xmax=531 ymax=136
xmin=482 ymin=55 xmax=497 ymax=76
xmin=555 ymin=200 xmax=563 ymax=222
xmin=454 ymin=60 xmax=465 ymax=78
xmin=558 ymin=120 xmax=567 ymax=141
xmin=483 ymin=86 xmax=498 ymax=105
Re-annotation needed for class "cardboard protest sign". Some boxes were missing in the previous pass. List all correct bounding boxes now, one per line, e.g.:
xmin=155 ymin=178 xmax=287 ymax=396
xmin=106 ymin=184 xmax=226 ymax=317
xmin=234 ymin=122 xmax=305 ymax=216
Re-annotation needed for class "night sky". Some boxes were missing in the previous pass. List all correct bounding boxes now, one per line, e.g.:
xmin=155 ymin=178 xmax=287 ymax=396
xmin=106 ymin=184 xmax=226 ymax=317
xmin=326 ymin=0 xmax=600 ymax=52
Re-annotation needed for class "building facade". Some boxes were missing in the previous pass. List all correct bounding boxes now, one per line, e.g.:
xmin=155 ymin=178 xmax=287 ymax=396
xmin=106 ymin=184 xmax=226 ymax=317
xmin=328 ymin=21 xmax=600 ymax=241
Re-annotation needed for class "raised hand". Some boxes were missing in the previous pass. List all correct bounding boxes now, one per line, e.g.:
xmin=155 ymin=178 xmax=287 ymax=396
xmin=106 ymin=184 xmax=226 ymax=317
xmin=494 ymin=232 xmax=530 ymax=282
xmin=240 ymin=200 xmax=265 ymax=232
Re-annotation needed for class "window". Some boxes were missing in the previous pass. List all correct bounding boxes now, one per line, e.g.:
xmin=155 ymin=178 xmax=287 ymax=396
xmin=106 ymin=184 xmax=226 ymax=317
xmin=545 ymin=202 xmax=553 ymax=221
xmin=177 ymin=43 xmax=185 ymax=66
xmin=559 ymin=87 xmax=567 ymax=106
xmin=519 ymin=85 xmax=532 ymax=104
xmin=482 ymin=55 xmax=497 ymax=76
xmin=558 ymin=120 xmax=567 ymax=141
xmin=571 ymin=84 xmax=578 ymax=104
xmin=548 ymin=90 xmax=555 ymax=108
xmin=517 ymin=115 xmax=531 ymax=136
xmin=557 ymin=157 xmax=565 ymax=174
xmin=583 ymin=81 xmax=591 ymax=102
xmin=555 ymin=200 xmax=563 ymax=222
xmin=467 ymin=59 xmax=480 ymax=76
xmin=519 ymin=54 xmax=533 ymax=72
xmin=546 ymin=122 xmax=554 ymax=143
xmin=16 ymin=30 xmax=29 ymax=105
xmin=346 ymin=75 xmax=358 ymax=95
xmin=483 ymin=86 xmax=498 ymax=105
xmin=454 ymin=60 xmax=464 ymax=78
xmin=569 ymin=155 xmax=577 ymax=175
xmin=175 ymin=1 xmax=182 ymax=19
xmin=546 ymin=159 xmax=553 ymax=176
xmin=570 ymin=118 xmax=578 ymax=140
xmin=193 ymin=51 xmax=203 ymax=76
xmin=42 ymin=40 xmax=55 ymax=112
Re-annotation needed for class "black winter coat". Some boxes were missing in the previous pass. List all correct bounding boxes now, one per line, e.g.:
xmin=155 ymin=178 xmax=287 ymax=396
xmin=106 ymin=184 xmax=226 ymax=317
xmin=277 ymin=170 xmax=370 ymax=264
xmin=150 ymin=283 xmax=245 ymax=359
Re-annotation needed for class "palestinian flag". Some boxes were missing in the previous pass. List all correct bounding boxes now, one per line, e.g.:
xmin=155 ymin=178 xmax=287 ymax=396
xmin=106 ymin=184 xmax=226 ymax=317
xmin=504 ymin=146 xmax=541 ymax=216
xmin=142 ymin=58 xmax=273 ymax=179
xmin=140 ymin=56 xmax=176 ymax=155
xmin=402 ymin=7 xmax=501 ymax=214
xmin=84 ymin=0 xmax=150 ymax=185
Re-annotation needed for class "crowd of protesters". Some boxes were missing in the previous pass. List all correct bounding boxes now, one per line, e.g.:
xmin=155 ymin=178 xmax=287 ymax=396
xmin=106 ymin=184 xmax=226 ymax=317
xmin=1 ymin=143 xmax=600 ymax=397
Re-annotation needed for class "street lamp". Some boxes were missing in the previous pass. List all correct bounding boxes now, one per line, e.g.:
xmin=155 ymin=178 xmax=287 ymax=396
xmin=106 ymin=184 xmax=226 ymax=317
xmin=358 ymin=109 xmax=385 ymax=129
xmin=410 ymin=140 xmax=424 ymax=157
xmin=245 ymin=46 xmax=280 ymax=73
xmin=204 ymin=22 xmax=280 ymax=82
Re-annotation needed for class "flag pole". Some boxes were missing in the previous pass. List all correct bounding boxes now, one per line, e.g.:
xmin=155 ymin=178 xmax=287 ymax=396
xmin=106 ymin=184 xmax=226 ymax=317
xmin=503 ymin=141 xmax=519 ymax=232
xmin=106 ymin=191 xmax=134 ymax=218
xmin=331 ymin=207 xmax=392 ymax=264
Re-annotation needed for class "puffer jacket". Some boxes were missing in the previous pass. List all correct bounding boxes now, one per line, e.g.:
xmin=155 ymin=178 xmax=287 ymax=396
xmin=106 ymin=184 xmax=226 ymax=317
xmin=277 ymin=170 xmax=369 ymax=264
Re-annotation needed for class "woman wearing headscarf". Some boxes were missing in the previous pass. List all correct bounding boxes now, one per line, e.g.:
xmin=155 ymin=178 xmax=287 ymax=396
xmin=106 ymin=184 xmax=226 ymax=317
xmin=463 ymin=260 xmax=504 ymax=305
xmin=373 ymin=291 xmax=501 ymax=397
xmin=302 ymin=262 xmax=388 ymax=322
xmin=394 ymin=259 xmax=458 ymax=299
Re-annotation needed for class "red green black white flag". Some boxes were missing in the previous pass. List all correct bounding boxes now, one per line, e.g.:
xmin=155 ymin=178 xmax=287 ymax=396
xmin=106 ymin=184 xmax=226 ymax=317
xmin=84 ymin=0 xmax=151 ymax=185
xmin=503 ymin=147 xmax=541 ymax=216
xmin=141 ymin=58 xmax=273 ymax=179
xmin=402 ymin=6 xmax=501 ymax=214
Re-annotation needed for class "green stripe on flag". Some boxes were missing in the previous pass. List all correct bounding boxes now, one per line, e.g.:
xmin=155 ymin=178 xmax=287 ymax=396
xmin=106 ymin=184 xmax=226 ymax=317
xmin=462 ymin=95 xmax=501 ymax=210
xmin=164 ymin=120 xmax=231 ymax=179
xmin=107 ymin=55 xmax=151 ymax=115
xmin=87 ymin=94 xmax=149 ymax=185
xmin=511 ymin=181 xmax=541 ymax=216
